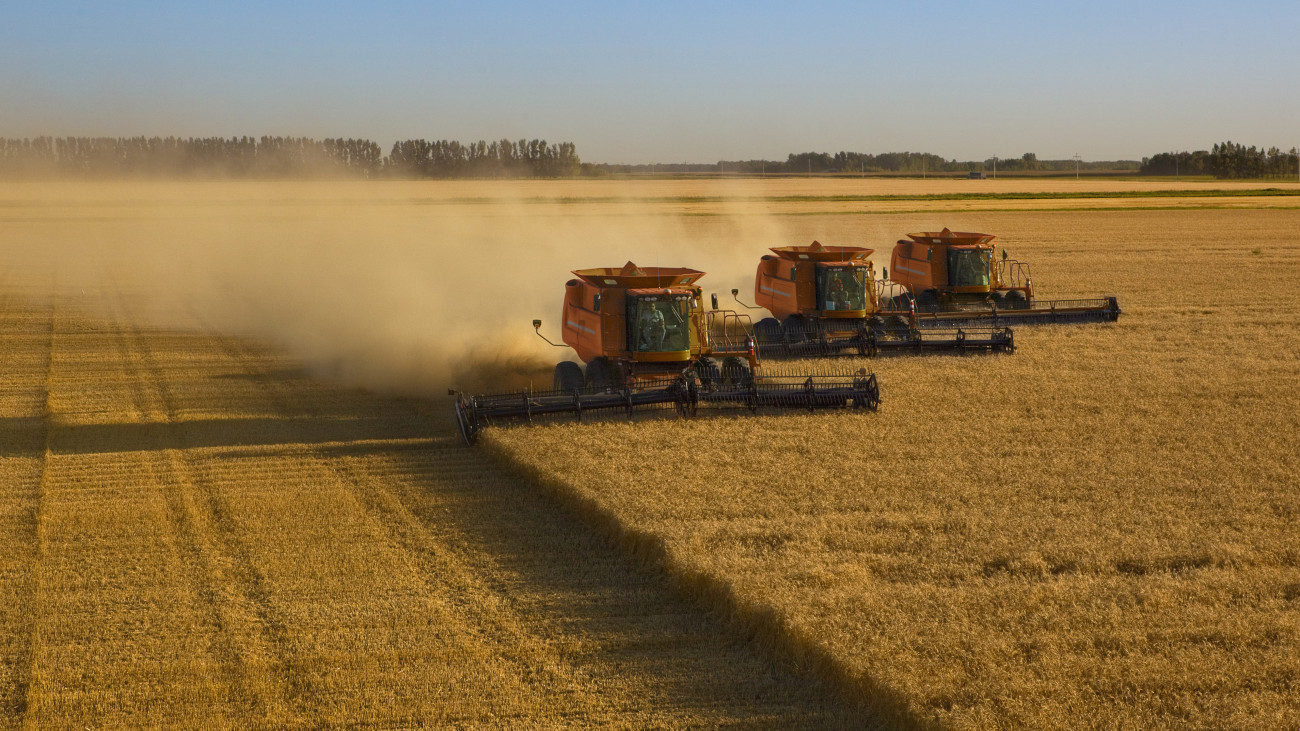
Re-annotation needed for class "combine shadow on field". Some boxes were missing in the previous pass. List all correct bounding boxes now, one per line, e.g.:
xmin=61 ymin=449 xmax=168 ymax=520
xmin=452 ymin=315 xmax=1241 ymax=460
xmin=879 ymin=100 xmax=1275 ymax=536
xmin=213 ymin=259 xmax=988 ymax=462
xmin=362 ymin=409 xmax=910 ymax=729
xmin=180 ymin=380 xmax=899 ymax=726
xmin=0 ymin=416 xmax=47 ymax=457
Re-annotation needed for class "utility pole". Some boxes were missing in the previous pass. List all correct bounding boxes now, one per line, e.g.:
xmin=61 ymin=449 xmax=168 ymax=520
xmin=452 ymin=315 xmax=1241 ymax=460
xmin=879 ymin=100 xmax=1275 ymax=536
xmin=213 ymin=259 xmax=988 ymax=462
xmin=1073 ymin=153 xmax=1082 ymax=180
xmin=993 ymin=156 xmax=997 ymax=179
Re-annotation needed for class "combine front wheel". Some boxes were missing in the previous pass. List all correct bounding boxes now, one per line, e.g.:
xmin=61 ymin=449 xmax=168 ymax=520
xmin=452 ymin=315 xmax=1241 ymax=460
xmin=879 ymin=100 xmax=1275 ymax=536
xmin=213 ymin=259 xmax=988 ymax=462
xmin=586 ymin=357 xmax=616 ymax=390
xmin=721 ymin=356 xmax=754 ymax=389
xmin=917 ymin=290 xmax=940 ymax=314
xmin=554 ymin=361 xmax=584 ymax=391
xmin=695 ymin=357 xmax=721 ymax=390
xmin=782 ymin=316 xmax=808 ymax=344
xmin=754 ymin=317 xmax=781 ymax=342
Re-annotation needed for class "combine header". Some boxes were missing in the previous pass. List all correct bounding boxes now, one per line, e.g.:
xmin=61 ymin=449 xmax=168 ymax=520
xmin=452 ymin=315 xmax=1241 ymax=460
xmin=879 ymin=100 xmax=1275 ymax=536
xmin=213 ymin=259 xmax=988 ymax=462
xmin=886 ymin=228 xmax=1121 ymax=325
xmin=452 ymin=262 xmax=879 ymax=444
xmin=739 ymin=241 xmax=1015 ymax=356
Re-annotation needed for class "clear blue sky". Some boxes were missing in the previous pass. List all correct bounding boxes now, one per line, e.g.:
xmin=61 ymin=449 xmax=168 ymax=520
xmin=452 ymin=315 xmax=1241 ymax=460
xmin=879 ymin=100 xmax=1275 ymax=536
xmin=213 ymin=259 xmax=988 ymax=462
xmin=3 ymin=0 xmax=1297 ymax=163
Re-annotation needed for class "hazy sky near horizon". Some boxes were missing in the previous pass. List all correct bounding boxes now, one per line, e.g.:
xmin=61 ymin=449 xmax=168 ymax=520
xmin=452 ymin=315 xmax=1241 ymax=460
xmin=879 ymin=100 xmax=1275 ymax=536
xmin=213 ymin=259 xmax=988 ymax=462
xmin=3 ymin=1 xmax=1297 ymax=163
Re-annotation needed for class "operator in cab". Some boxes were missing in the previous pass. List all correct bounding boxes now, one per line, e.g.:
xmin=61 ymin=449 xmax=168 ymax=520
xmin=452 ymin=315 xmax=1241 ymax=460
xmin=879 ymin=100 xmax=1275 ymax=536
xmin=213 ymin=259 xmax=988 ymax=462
xmin=639 ymin=301 xmax=667 ymax=350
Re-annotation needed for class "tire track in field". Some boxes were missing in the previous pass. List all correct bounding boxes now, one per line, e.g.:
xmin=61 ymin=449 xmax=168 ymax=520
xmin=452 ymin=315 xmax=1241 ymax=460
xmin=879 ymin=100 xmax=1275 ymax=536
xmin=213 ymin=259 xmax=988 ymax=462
xmin=99 ymin=283 xmax=295 ymax=725
xmin=20 ymin=284 xmax=276 ymax=727
xmin=20 ymin=284 xmax=859 ymax=726
xmin=0 ymin=286 xmax=51 ymax=727
xmin=330 ymin=437 xmax=864 ymax=726
xmin=198 ymin=332 xmax=861 ymax=724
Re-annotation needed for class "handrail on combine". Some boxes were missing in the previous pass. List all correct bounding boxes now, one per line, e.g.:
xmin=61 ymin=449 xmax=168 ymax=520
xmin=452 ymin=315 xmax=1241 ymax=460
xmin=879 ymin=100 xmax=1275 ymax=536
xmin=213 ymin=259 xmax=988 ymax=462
xmin=706 ymin=309 xmax=756 ymax=356
xmin=877 ymin=279 xmax=908 ymax=307
xmin=997 ymin=260 xmax=1032 ymax=290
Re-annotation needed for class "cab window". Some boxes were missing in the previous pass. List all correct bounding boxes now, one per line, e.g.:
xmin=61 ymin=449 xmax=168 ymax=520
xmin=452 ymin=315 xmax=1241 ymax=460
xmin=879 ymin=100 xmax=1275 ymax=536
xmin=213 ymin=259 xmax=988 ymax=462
xmin=817 ymin=267 xmax=867 ymax=312
xmin=947 ymin=249 xmax=991 ymax=287
xmin=630 ymin=296 xmax=690 ymax=352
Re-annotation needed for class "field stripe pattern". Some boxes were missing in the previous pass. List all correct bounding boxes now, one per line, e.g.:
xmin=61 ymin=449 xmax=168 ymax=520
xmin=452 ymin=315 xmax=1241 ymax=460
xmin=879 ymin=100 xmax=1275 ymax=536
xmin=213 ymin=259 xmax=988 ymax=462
xmin=0 ymin=284 xmax=865 ymax=728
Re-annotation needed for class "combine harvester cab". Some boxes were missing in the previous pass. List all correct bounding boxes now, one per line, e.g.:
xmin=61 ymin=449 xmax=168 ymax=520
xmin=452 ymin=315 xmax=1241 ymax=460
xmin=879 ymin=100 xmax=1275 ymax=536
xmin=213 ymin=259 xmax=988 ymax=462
xmin=452 ymin=261 xmax=880 ymax=445
xmin=741 ymin=241 xmax=1015 ymax=357
xmin=885 ymin=228 xmax=1121 ymax=326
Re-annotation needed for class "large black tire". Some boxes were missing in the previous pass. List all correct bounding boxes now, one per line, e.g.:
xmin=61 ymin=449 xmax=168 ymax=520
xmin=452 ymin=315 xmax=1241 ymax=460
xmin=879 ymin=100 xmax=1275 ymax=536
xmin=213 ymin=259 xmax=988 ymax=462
xmin=553 ymin=361 xmax=584 ymax=392
xmin=754 ymin=317 xmax=782 ymax=344
xmin=586 ymin=356 xmax=616 ymax=390
xmin=720 ymin=357 xmax=753 ymax=388
xmin=1005 ymin=290 xmax=1029 ymax=309
xmin=916 ymin=290 xmax=940 ymax=314
xmin=989 ymin=291 xmax=1007 ymax=308
xmin=782 ymin=315 xmax=808 ymax=343
xmin=891 ymin=293 xmax=914 ymax=311
xmin=695 ymin=357 xmax=720 ymax=389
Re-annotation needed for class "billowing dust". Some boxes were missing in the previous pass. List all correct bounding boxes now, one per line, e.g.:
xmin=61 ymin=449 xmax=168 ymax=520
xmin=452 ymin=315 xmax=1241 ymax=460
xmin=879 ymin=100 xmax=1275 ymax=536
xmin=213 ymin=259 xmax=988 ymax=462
xmin=0 ymin=181 xmax=845 ymax=396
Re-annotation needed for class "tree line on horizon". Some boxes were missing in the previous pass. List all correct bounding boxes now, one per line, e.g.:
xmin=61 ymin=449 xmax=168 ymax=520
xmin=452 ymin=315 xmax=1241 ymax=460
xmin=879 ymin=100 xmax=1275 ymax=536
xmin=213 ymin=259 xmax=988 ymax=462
xmin=0 ymin=136 xmax=580 ymax=179
xmin=3 ymin=135 xmax=1297 ymax=180
xmin=590 ymin=151 xmax=1141 ymax=176
xmin=1139 ymin=141 xmax=1300 ymax=179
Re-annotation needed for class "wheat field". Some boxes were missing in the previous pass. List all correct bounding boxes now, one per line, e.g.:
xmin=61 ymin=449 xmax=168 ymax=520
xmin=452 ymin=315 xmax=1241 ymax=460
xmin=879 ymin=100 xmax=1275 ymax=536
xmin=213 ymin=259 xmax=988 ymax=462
xmin=491 ymin=206 xmax=1300 ymax=728
xmin=2 ymin=180 xmax=1298 ymax=728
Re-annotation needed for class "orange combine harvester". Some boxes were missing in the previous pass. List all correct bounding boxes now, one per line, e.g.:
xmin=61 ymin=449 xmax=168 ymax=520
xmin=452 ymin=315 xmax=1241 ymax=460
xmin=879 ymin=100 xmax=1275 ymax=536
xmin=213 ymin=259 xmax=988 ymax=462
xmin=737 ymin=241 xmax=1016 ymax=355
xmin=452 ymin=262 xmax=880 ymax=444
xmin=885 ymin=228 xmax=1121 ymax=324
xmin=734 ymin=230 xmax=1120 ymax=350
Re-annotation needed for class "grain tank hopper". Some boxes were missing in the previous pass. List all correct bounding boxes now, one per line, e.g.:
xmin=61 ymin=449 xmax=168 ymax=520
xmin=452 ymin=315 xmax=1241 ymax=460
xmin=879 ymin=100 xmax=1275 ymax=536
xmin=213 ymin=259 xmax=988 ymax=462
xmin=738 ymin=241 xmax=1015 ymax=356
xmin=885 ymin=228 xmax=1121 ymax=325
xmin=452 ymin=262 xmax=880 ymax=444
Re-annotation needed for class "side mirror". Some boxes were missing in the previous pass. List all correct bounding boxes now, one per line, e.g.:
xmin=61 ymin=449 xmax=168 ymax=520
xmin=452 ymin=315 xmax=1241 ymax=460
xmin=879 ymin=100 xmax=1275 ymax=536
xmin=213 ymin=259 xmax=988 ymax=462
xmin=711 ymin=293 xmax=719 ymax=310
xmin=1002 ymin=250 xmax=1008 ymax=261
xmin=882 ymin=267 xmax=888 ymax=280
xmin=593 ymin=293 xmax=602 ymax=311
xmin=533 ymin=320 xmax=565 ymax=347
xmin=731 ymin=288 xmax=739 ymax=295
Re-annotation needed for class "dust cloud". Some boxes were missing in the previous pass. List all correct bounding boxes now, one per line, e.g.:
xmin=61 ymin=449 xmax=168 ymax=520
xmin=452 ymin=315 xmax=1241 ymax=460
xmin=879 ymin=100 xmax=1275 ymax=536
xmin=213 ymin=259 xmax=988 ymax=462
xmin=0 ymin=181 xmax=792 ymax=396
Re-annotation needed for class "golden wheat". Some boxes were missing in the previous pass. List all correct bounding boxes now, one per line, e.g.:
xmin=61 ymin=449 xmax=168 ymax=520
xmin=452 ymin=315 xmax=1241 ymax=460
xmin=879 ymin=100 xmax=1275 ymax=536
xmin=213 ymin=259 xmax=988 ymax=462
xmin=3 ymin=180 xmax=1298 ymax=728
xmin=490 ymin=208 xmax=1300 ymax=729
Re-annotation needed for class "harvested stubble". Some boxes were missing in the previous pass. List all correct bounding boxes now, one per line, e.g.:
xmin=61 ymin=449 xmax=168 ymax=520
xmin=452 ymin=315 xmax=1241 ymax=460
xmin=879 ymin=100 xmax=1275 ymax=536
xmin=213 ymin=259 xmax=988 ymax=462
xmin=490 ymin=209 xmax=1300 ymax=729
xmin=0 ymin=286 xmax=862 ymax=728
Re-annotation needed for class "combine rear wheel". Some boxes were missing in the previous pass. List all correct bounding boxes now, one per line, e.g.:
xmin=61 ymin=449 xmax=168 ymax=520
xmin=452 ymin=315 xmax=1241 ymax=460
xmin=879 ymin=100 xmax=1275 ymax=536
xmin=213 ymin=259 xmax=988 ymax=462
xmin=554 ymin=361 xmax=584 ymax=392
xmin=1005 ymin=290 xmax=1028 ymax=309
